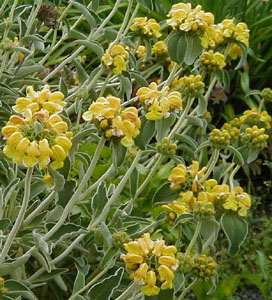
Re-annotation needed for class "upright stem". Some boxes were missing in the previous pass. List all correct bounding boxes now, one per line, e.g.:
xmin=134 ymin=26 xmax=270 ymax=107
xmin=229 ymin=164 xmax=240 ymax=190
xmin=177 ymin=278 xmax=198 ymax=300
xmin=23 ymin=191 xmax=56 ymax=225
xmin=184 ymin=220 xmax=202 ymax=257
xmin=115 ymin=282 xmax=140 ymax=300
xmin=43 ymin=138 xmax=105 ymax=241
xmin=161 ymin=63 xmax=179 ymax=88
xmin=258 ymin=98 xmax=265 ymax=113
xmin=199 ymin=149 xmax=220 ymax=183
xmin=110 ymin=0 xmax=133 ymax=47
xmin=0 ymin=167 xmax=33 ymax=264
xmin=90 ymin=150 xmax=142 ymax=229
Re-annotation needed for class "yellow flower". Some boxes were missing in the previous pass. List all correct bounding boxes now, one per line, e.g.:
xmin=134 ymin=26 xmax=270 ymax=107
xmin=141 ymin=271 xmax=160 ymax=296
xmin=152 ymin=41 xmax=168 ymax=56
xmin=199 ymin=50 xmax=226 ymax=70
xmin=228 ymin=42 xmax=242 ymax=60
xmin=167 ymin=3 xmax=214 ymax=32
xmin=130 ymin=17 xmax=161 ymax=38
xmin=136 ymin=45 xmax=146 ymax=59
xmin=122 ymin=234 xmax=178 ymax=296
xmin=101 ymin=45 xmax=129 ymax=75
xmin=2 ymin=110 xmax=72 ymax=170
xmin=12 ymin=85 xmax=66 ymax=114
xmin=130 ymin=263 xmax=148 ymax=284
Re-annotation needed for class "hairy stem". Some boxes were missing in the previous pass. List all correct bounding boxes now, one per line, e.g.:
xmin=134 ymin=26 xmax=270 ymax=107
xmin=0 ymin=167 xmax=33 ymax=264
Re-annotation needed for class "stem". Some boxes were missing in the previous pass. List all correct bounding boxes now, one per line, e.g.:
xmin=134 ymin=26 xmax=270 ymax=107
xmin=69 ymin=263 xmax=114 ymax=300
xmin=205 ymin=75 xmax=217 ymax=101
xmin=0 ymin=0 xmax=9 ymax=16
xmin=78 ymin=165 xmax=116 ymax=202
xmin=222 ymin=162 xmax=235 ymax=184
xmin=25 ymin=0 xmax=42 ymax=35
xmin=90 ymin=150 xmax=142 ymax=229
xmin=169 ymin=97 xmax=194 ymax=140
xmin=229 ymin=164 xmax=240 ymax=190
xmin=161 ymin=62 xmax=179 ymax=88
xmin=43 ymin=138 xmax=105 ymax=241
xmin=92 ymin=0 xmax=122 ymax=40
xmin=0 ymin=167 xmax=33 ymax=264
xmin=184 ymin=220 xmax=202 ymax=257
xmin=110 ymin=0 xmax=133 ymax=47
xmin=199 ymin=149 xmax=220 ymax=183
xmin=177 ymin=278 xmax=198 ymax=300
xmin=123 ymin=3 xmax=140 ymax=36
xmin=98 ymin=72 xmax=112 ymax=97
xmin=115 ymin=282 xmax=140 ymax=300
xmin=258 ymin=98 xmax=265 ymax=113
xmin=23 ymin=191 xmax=56 ymax=225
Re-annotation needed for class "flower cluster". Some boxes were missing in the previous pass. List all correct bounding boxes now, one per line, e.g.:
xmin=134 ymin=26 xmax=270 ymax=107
xmin=102 ymin=45 xmax=129 ymax=75
xmin=241 ymin=125 xmax=269 ymax=151
xmin=136 ymin=82 xmax=182 ymax=120
xmin=261 ymin=88 xmax=272 ymax=103
xmin=156 ymin=137 xmax=177 ymax=157
xmin=178 ymin=75 xmax=205 ymax=97
xmin=13 ymin=85 xmax=66 ymax=115
xmin=167 ymin=3 xmax=214 ymax=32
xmin=112 ymin=231 xmax=131 ymax=249
xmin=201 ymin=19 xmax=250 ymax=59
xmin=168 ymin=161 xmax=207 ymax=192
xmin=223 ymin=186 xmax=251 ymax=216
xmin=82 ymin=96 xmax=141 ymax=147
xmin=130 ymin=17 xmax=161 ymax=38
xmin=152 ymin=41 xmax=168 ymax=57
xmin=2 ymin=110 xmax=72 ymax=170
xmin=209 ymin=128 xmax=231 ymax=149
xmin=199 ymin=50 xmax=226 ymax=71
xmin=136 ymin=45 xmax=146 ymax=59
xmin=239 ymin=108 xmax=271 ymax=130
xmin=121 ymin=233 xmax=179 ymax=296
xmin=193 ymin=254 xmax=217 ymax=281
xmin=163 ymin=175 xmax=252 ymax=222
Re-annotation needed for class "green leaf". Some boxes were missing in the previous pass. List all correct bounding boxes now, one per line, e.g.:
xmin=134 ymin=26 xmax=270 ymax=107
xmin=174 ymin=134 xmax=198 ymax=150
xmin=139 ymin=0 xmax=154 ymax=12
xmin=5 ymin=280 xmax=38 ymax=300
xmin=91 ymin=182 xmax=108 ymax=217
xmin=73 ymin=58 xmax=88 ymax=83
xmin=129 ymin=168 xmax=138 ymax=198
xmin=16 ymin=64 xmax=44 ymax=77
xmin=187 ymin=116 xmax=207 ymax=128
xmin=220 ymin=213 xmax=248 ymax=256
xmin=0 ymin=218 xmax=10 ymax=230
xmin=135 ymin=118 xmax=155 ymax=150
xmin=119 ymin=72 xmax=132 ymax=100
xmin=200 ymin=219 xmax=220 ymax=247
xmin=194 ymin=140 xmax=210 ymax=155
xmin=184 ymin=36 xmax=203 ymax=65
xmin=71 ymin=40 xmax=104 ymax=58
xmin=59 ymin=77 xmax=68 ymax=97
xmin=71 ymin=2 xmax=96 ymax=28
xmin=173 ymin=273 xmax=185 ymax=294
xmin=33 ymin=268 xmax=69 ymax=283
xmin=197 ymin=95 xmax=208 ymax=116
xmin=168 ymin=33 xmax=181 ymax=63
xmin=234 ymin=41 xmax=248 ymax=70
xmin=177 ymin=34 xmax=187 ymax=64
xmin=101 ymin=247 xmax=118 ymax=268
xmin=30 ymin=180 xmax=47 ymax=200
xmin=156 ymin=113 xmax=176 ymax=142
xmin=152 ymin=183 xmax=178 ymax=206
xmin=87 ymin=268 xmax=124 ymax=300
xmin=49 ymin=168 xmax=65 ymax=192
xmin=0 ymin=254 xmax=31 ymax=276
xmin=173 ymin=214 xmax=193 ymax=228
xmin=130 ymin=70 xmax=148 ymax=87
xmin=215 ymin=69 xmax=230 ymax=90
xmin=182 ymin=222 xmax=202 ymax=253
xmin=46 ymin=223 xmax=86 ymax=242
xmin=247 ymin=149 xmax=259 ymax=163
xmin=58 ymin=180 xmax=76 ymax=208
xmin=9 ymin=46 xmax=31 ymax=54
xmin=112 ymin=140 xmax=127 ymax=168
